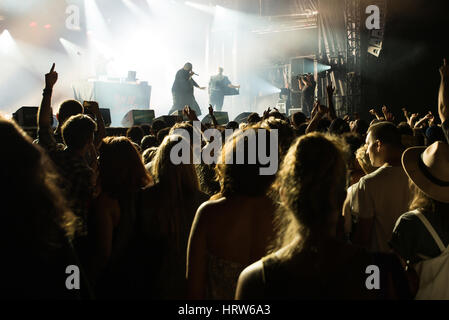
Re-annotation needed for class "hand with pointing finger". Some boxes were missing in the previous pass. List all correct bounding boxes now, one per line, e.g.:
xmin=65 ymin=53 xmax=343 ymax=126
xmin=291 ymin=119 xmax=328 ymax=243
xmin=45 ymin=63 xmax=58 ymax=89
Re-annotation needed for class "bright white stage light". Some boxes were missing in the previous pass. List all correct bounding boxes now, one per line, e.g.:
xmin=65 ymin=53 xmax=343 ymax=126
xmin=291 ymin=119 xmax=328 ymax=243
xmin=0 ymin=30 xmax=15 ymax=55
xmin=185 ymin=1 xmax=216 ymax=15
xmin=122 ymin=0 xmax=150 ymax=21
xmin=84 ymin=0 xmax=110 ymax=41
xmin=59 ymin=38 xmax=84 ymax=60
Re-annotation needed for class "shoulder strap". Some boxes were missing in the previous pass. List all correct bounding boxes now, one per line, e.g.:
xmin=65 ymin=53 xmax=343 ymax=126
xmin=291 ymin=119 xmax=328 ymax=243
xmin=414 ymin=211 xmax=446 ymax=253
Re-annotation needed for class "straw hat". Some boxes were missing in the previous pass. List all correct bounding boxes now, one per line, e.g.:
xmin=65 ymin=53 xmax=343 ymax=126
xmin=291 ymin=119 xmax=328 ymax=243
xmin=402 ymin=141 xmax=449 ymax=203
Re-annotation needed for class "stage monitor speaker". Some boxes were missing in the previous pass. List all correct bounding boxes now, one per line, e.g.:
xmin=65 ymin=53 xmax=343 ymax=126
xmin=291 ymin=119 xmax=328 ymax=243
xmin=121 ymin=109 xmax=155 ymax=127
xmin=202 ymin=111 xmax=229 ymax=125
xmin=288 ymin=108 xmax=303 ymax=116
xmin=290 ymin=57 xmax=315 ymax=77
xmin=13 ymin=106 xmax=38 ymax=127
xmin=170 ymin=110 xmax=190 ymax=121
xmin=234 ymin=112 xmax=253 ymax=124
xmin=99 ymin=108 xmax=111 ymax=127
xmin=152 ymin=115 xmax=182 ymax=128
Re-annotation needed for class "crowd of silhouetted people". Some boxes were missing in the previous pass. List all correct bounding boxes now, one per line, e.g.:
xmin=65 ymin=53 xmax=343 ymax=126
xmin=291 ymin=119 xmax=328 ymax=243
xmin=1 ymin=59 xmax=449 ymax=300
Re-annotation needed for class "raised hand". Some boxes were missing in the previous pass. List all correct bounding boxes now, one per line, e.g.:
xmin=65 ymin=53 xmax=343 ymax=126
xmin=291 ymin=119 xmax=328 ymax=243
xmin=317 ymin=102 xmax=328 ymax=116
xmin=382 ymin=105 xmax=388 ymax=118
xmin=263 ymin=107 xmax=271 ymax=119
xmin=428 ymin=112 xmax=436 ymax=126
xmin=440 ymin=58 xmax=449 ymax=78
xmin=85 ymin=101 xmax=100 ymax=114
xmin=402 ymin=107 xmax=409 ymax=117
xmin=439 ymin=58 xmax=449 ymax=124
xmin=424 ymin=111 xmax=433 ymax=120
xmin=326 ymin=84 xmax=335 ymax=96
xmin=311 ymin=100 xmax=319 ymax=119
xmin=183 ymin=105 xmax=198 ymax=121
xmin=208 ymin=104 xmax=214 ymax=116
xmin=45 ymin=63 xmax=58 ymax=89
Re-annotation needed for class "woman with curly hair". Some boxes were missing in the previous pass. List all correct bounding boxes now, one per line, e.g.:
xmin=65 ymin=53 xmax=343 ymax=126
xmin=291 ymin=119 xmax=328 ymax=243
xmin=187 ymin=125 xmax=278 ymax=299
xmin=236 ymin=132 xmax=411 ymax=300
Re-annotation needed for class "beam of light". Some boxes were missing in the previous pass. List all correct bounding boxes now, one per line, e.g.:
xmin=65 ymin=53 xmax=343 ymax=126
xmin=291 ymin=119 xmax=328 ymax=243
xmin=185 ymin=1 xmax=216 ymax=15
xmin=145 ymin=0 xmax=178 ymax=18
xmin=59 ymin=38 xmax=85 ymax=61
xmin=84 ymin=0 xmax=110 ymax=41
xmin=317 ymin=63 xmax=331 ymax=73
xmin=249 ymin=76 xmax=282 ymax=96
xmin=0 ymin=30 xmax=17 ymax=55
xmin=122 ymin=0 xmax=150 ymax=21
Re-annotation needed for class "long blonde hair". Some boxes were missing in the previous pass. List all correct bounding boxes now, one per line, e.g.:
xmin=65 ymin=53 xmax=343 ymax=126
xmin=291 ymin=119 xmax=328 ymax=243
xmin=269 ymin=133 xmax=348 ymax=258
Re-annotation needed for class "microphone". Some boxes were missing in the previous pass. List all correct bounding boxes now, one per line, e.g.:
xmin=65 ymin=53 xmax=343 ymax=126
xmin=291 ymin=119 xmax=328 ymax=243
xmin=191 ymin=71 xmax=199 ymax=76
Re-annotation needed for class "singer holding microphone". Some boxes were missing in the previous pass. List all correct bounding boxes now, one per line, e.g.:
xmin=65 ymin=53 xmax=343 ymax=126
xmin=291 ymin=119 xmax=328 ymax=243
xmin=170 ymin=62 xmax=206 ymax=116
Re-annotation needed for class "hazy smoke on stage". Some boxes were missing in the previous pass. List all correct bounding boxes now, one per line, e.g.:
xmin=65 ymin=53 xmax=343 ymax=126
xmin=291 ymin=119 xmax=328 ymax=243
xmin=0 ymin=0 xmax=317 ymax=124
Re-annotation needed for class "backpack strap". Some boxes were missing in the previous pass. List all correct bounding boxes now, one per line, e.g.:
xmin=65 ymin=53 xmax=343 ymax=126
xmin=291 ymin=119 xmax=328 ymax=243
xmin=414 ymin=211 xmax=446 ymax=253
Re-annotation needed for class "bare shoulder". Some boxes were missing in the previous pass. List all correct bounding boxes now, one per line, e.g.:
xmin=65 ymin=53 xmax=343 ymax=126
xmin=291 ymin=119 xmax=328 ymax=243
xmin=235 ymin=260 xmax=265 ymax=300
xmin=195 ymin=197 xmax=227 ymax=219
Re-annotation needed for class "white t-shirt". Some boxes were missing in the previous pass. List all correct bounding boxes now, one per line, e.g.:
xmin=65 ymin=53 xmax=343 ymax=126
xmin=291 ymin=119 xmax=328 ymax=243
xmin=348 ymin=165 xmax=412 ymax=253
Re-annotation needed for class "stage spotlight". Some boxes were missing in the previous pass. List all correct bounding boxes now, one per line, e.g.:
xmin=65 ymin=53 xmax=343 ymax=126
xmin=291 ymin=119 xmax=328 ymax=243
xmin=316 ymin=63 xmax=332 ymax=73
xmin=43 ymin=24 xmax=52 ymax=29
xmin=0 ymin=29 xmax=15 ymax=54
xmin=29 ymin=21 xmax=37 ymax=27
xmin=59 ymin=38 xmax=84 ymax=60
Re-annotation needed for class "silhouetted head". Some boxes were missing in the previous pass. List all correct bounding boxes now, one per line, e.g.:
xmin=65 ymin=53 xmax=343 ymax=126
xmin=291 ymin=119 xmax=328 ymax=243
xmin=126 ymin=125 xmax=144 ymax=146
xmin=141 ymin=134 xmax=158 ymax=151
xmin=366 ymin=121 xmax=403 ymax=167
xmin=216 ymin=125 xmax=278 ymax=198
xmin=226 ymin=121 xmax=239 ymax=130
xmin=61 ymin=114 xmax=97 ymax=152
xmin=151 ymin=119 xmax=168 ymax=136
xmin=151 ymin=134 xmax=199 ymax=193
xmin=57 ymin=100 xmax=84 ymax=126
xmin=247 ymin=113 xmax=261 ymax=125
xmin=99 ymin=136 xmax=151 ymax=198
xmin=291 ymin=112 xmax=307 ymax=127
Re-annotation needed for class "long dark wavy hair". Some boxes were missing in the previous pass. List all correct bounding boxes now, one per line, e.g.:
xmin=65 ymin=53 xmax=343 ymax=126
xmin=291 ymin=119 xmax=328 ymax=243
xmin=0 ymin=117 xmax=79 ymax=252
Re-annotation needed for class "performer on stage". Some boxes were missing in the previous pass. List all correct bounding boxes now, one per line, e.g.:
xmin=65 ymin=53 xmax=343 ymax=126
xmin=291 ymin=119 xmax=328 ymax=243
xmin=208 ymin=67 xmax=240 ymax=111
xmin=170 ymin=62 xmax=205 ymax=116
xmin=298 ymin=73 xmax=316 ymax=117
